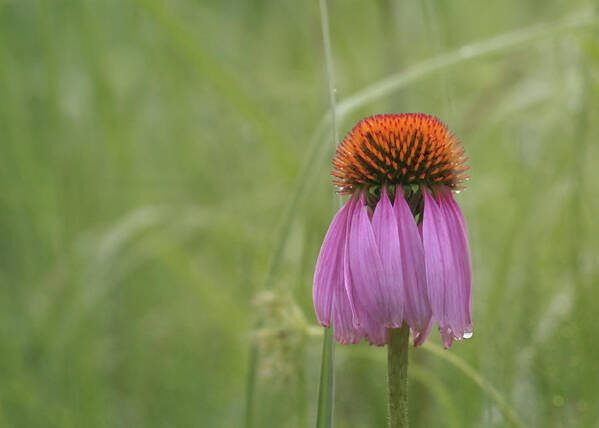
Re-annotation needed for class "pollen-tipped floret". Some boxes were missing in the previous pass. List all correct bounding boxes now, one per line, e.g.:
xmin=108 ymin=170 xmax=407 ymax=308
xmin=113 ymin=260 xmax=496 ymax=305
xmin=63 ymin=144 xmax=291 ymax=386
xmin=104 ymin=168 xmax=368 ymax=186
xmin=332 ymin=113 xmax=469 ymax=194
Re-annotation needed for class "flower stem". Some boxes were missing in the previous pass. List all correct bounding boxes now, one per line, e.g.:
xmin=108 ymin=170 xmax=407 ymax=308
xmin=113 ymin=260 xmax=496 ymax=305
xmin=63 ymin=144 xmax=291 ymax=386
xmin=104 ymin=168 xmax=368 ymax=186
xmin=388 ymin=324 xmax=410 ymax=428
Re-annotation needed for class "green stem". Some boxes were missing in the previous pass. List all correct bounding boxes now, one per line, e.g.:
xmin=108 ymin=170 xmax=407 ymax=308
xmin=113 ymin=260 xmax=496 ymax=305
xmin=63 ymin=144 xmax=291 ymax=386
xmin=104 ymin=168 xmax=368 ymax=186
xmin=388 ymin=325 xmax=410 ymax=428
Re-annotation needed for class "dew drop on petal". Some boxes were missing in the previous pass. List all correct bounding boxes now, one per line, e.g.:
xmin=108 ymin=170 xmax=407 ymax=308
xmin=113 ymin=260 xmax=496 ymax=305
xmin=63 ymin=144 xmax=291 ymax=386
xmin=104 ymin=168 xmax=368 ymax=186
xmin=463 ymin=331 xmax=473 ymax=339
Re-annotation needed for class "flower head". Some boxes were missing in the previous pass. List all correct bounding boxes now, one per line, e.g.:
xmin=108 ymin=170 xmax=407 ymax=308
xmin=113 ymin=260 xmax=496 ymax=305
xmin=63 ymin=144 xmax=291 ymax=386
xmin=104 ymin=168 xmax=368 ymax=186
xmin=313 ymin=113 xmax=472 ymax=348
xmin=332 ymin=113 xmax=468 ymax=193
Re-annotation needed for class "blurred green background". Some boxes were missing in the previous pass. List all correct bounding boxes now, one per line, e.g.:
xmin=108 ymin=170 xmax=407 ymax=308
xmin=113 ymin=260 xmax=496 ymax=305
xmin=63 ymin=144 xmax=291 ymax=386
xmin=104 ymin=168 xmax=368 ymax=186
xmin=1 ymin=0 xmax=598 ymax=427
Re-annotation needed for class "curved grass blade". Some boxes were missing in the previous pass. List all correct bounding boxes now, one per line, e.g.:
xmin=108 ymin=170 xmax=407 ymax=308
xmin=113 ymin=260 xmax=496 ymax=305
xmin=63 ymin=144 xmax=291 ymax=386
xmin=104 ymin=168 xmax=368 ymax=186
xmin=422 ymin=342 xmax=527 ymax=428
xmin=335 ymin=8 xmax=596 ymax=121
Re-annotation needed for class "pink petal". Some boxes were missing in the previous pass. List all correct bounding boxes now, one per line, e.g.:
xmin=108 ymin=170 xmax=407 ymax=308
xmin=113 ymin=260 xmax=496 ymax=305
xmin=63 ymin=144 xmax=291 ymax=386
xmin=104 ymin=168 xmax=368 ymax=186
xmin=347 ymin=192 xmax=387 ymax=326
xmin=312 ymin=197 xmax=352 ymax=327
xmin=422 ymin=186 xmax=472 ymax=348
xmin=422 ymin=187 xmax=451 ymax=333
xmin=394 ymin=186 xmax=432 ymax=341
xmin=362 ymin=312 xmax=388 ymax=346
xmin=438 ymin=188 xmax=473 ymax=338
xmin=343 ymin=195 xmax=359 ymax=326
xmin=412 ymin=319 xmax=434 ymax=347
xmin=333 ymin=280 xmax=363 ymax=344
xmin=371 ymin=186 xmax=404 ymax=327
xmin=440 ymin=327 xmax=454 ymax=349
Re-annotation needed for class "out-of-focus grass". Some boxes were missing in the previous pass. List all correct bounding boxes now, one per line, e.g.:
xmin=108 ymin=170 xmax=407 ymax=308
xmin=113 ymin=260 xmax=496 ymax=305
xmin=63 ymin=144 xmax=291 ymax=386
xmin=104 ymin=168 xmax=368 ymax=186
xmin=0 ymin=1 xmax=598 ymax=427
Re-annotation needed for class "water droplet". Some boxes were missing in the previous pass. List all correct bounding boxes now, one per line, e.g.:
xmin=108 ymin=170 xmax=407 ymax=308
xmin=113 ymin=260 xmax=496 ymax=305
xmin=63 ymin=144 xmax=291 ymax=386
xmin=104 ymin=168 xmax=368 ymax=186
xmin=463 ymin=331 xmax=473 ymax=339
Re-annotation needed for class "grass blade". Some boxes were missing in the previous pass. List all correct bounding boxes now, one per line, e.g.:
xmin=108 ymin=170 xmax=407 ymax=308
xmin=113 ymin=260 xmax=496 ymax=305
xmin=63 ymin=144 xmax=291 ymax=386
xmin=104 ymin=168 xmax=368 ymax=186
xmin=315 ymin=327 xmax=335 ymax=428
xmin=336 ymin=8 xmax=596 ymax=120
xmin=315 ymin=0 xmax=340 ymax=426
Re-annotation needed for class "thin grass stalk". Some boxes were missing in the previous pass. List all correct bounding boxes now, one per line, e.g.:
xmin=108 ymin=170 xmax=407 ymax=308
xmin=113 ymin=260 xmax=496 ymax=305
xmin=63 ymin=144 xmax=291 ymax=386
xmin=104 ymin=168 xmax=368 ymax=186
xmin=315 ymin=327 xmax=335 ymax=428
xmin=319 ymin=0 xmax=339 ymax=144
xmin=315 ymin=0 xmax=341 ymax=426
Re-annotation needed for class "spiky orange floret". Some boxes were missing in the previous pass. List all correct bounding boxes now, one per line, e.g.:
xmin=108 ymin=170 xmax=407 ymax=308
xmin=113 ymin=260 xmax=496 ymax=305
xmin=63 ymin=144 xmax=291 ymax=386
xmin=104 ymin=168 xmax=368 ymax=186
xmin=332 ymin=113 xmax=469 ymax=194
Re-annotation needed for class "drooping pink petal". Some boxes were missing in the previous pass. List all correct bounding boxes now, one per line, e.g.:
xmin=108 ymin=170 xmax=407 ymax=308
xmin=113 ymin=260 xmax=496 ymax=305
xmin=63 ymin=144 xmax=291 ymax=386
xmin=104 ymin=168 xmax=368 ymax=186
xmin=394 ymin=186 xmax=432 ymax=343
xmin=313 ymin=197 xmax=353 ymax=327
xmin=333 ymin=279 xmax=363 ymax=344
xmin=439 ymin=327 xmax=454 ymax=349
xmin=371 ymin=186 xmax=404 ymax=327
xmin=422 ymin=186 xmax=452 ymax=346
xmin=422 ymin=186 xmax=472 ymax=349
xmin=347 ymin=191 xmax=387 ymax=326
xmin=343 ymin=195 xmax=359 ymax=326
xmin=361 ymin=311 xmax=388 ymax=346
xmin=438 ymin=188 xmax=473 ymax=339
xmin=412 ymin=319 xmax=434 ymax=347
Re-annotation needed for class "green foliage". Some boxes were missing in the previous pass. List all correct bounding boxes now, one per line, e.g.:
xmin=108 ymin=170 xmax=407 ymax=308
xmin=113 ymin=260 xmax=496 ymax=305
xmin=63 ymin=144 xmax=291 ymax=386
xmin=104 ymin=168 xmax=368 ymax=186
xmin=0 ymin=0 xmax=598 ymax=427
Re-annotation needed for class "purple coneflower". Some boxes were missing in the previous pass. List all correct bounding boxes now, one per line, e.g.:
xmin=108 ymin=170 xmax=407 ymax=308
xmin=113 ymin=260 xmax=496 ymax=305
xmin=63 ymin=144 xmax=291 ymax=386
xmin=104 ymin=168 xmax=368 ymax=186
xmin=313 ymin=113 xmax=472 ymax=349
